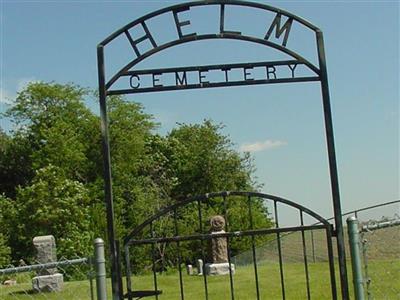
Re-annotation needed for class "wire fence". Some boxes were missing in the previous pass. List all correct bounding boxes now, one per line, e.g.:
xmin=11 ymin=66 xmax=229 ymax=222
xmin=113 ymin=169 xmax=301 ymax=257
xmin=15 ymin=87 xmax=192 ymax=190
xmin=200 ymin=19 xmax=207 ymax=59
xmin=233 ymin=200 xmax=400 ymax=299
xmin=0 ymin=257 xmax=95 ymax=300
xmin=1 ymin=202 xmax=398 ymax=300
xmin=360 ymin=216 xmax=400 ymax=300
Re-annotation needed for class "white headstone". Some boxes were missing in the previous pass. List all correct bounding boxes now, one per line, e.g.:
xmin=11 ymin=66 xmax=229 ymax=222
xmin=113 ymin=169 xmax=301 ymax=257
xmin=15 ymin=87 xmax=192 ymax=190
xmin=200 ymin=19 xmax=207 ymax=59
xmin=32 ymin=235 xmax=63 ymax=292
xmin=186 ymin=264 xmax=193 ymax=275
xmin=205 ymin=262 xmax=235 ymax=276
xmin=197 ymin=259 xmax=203 ymax=275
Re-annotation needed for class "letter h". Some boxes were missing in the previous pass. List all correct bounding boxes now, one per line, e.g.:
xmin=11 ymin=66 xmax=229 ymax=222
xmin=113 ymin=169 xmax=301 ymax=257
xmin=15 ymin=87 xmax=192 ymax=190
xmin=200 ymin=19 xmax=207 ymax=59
xmin=125 ymin=22 xmax=157 ymax=57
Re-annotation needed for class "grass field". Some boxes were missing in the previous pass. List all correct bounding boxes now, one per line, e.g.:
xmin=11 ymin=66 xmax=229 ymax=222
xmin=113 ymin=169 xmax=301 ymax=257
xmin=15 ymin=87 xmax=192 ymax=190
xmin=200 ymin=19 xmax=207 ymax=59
xmin=1 ymin=259 xmax=399 ymax=300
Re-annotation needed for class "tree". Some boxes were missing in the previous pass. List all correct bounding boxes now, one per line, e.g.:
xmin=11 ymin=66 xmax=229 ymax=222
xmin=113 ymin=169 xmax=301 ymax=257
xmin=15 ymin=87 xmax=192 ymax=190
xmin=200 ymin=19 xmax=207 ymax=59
xmin=139 ymin=121 xmax=271 ymax=269
xmin=12 ymin=165 xmax=92 ymax=260
xmin=166 ymin=120 xmax=255 ymax=198
xmin=1 ymin=83 xmax=159 ymax=261
xmin=4 ymin=82 xmax=100 ymax=182
xmin=1 ymin=82 xmax=100 ymax=260
xmin=1 ymin=82 xmax=271 ymax=270
xmin=0 ymin=130 xmax=34 ymax=198
xmin=0 ymin=194 xmax=14 ymax=267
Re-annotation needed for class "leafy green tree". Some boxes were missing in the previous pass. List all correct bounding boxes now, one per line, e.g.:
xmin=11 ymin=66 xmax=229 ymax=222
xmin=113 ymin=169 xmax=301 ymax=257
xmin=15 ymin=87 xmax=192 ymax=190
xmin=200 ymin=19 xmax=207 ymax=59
xmin=0 ymin=194 xmax=14 ymax=267
xmin=1 ymin=83 xmax=100 ymax=260
xmin=0 ymin=234 xmax=11 ymax=268
xmin=166 ymin=121 xmax=255 ymax=198
xmin=4 ymin=82 xmax=100 ymax=182
xmin=13 ymin=165 xmax=92 ymax=260
xmin=1 ymin=82 xmax=272 ymax=270
xmin=138 ymin=121 xmax=271 ymax=269
xmin=0 ymin=82 xmax=160 ymax=261
xmin=0 ymin=130 xmax=34 ymax=198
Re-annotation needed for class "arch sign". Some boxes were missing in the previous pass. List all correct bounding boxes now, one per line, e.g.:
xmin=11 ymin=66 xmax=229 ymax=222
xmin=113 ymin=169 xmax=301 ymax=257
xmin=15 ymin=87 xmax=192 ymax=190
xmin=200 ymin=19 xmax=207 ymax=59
xmin=97 ymin=1 xmax=349 ymax=299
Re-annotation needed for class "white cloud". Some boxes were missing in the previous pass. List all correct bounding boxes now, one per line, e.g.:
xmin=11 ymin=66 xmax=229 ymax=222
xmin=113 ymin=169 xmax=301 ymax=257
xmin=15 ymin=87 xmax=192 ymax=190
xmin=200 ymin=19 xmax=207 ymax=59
xmin=240 ymin=139 xmax=288 ymax=153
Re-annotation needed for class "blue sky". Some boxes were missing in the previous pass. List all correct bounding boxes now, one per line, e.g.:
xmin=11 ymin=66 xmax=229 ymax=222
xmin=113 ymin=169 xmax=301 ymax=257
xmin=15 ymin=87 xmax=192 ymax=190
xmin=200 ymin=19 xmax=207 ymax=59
xmin=0 ymin=0 xmax=398 ymax=223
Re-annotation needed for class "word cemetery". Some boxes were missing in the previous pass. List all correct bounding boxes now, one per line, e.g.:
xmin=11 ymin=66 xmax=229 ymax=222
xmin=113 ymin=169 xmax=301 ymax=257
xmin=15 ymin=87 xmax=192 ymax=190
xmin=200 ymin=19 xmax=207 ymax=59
xmin=122 ymin=61 xmax=318 ymax=93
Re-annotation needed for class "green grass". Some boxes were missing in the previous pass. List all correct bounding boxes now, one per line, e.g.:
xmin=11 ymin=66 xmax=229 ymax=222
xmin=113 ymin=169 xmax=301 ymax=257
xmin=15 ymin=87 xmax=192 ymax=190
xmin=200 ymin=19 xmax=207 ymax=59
xmin=1 ymin=260 xmax=399 ymax=299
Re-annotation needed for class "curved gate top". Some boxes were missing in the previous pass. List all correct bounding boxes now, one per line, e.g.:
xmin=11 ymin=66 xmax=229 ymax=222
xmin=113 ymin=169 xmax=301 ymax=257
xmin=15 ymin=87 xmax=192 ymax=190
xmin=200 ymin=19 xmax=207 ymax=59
xmin=123 ymin=191 xmax=337 ymax=300
xmin=97 ymin=1 xmax=349 ymax=299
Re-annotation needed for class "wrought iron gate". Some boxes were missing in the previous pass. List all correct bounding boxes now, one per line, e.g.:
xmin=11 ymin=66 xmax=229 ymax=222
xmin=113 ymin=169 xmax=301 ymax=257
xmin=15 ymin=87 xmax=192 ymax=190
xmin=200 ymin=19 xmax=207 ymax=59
xmin=97 ymin=1 xmax=350 ymax=298
xmin=123 ymin=191 xmax=337 ymax=299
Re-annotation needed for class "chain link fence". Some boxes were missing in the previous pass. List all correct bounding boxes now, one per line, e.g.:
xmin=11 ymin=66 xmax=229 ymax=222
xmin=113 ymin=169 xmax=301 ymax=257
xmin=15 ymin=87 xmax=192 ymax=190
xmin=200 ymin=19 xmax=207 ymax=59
xmin=233 ymin=200 xmax=400 ymax=299
xmin=0 ymin=257 xmax=96 ymax=300
xmin=360 ymin=216 xmax=400 ymax=300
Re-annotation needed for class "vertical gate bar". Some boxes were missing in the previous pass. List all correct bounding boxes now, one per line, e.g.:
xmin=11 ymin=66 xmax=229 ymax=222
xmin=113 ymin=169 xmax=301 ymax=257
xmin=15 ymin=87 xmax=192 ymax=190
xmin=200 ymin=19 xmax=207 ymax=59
xmin=197 ymin=200 xmax=209 ymax=300
xmin=125 ymin=246 xmax=133 ymax=300
xmin=300 ymin=211 xmax=311 ymax=300
xmin=274 ymin=200 xmax=286 ymax=300
xmin=311 ymin=230 xmax=316 ymax=263
xmin=115 ymin=241 xmax=123 ymax=298
xmin=326 ymin=226 xmax=338 ymax=300
xmin=174 ymin=209 xmax=185 ymax=300
xmin=222 ymin=194 xmax=235 ymax=300
xmin=316 ymin=30 xmax=349 ymax=299
xmin=247 ymin=195 xmax=260 ymax=300
xmin=150 ymin=222 xmax=159 ymax=300
xmin=97 ymin=45 xmax=121 ymax=300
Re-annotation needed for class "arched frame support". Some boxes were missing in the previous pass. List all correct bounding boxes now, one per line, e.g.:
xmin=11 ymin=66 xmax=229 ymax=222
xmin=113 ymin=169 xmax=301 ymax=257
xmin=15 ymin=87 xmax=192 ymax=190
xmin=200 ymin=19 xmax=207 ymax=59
xmin=97 ymin=1 xmax=349 ymax=299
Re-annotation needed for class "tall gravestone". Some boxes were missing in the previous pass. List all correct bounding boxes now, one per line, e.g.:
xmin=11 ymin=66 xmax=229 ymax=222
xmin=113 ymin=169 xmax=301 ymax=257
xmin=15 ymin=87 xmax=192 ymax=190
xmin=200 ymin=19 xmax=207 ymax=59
xmin=32 ymin=235 xmax=64 ymax=292
xmin=205 ymin=216 xmax=235 ymax=275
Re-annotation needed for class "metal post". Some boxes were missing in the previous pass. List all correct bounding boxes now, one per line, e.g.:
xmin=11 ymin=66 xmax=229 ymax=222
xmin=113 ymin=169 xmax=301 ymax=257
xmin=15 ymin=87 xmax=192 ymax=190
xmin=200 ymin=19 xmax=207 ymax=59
xmin=97 ymin=45 xmax=122 ymax=300
xmin=347 ymin=217 xmax=365 ymax=300
xmin=316 ymin=30 xmax=349 ymax=299
xmin=310 ymin=229 xmax=316 ymax=263
xmin=90 ymin=263 xmax=95 ymax=300
xmin=94 ymin=238 xmax=108 ymax=300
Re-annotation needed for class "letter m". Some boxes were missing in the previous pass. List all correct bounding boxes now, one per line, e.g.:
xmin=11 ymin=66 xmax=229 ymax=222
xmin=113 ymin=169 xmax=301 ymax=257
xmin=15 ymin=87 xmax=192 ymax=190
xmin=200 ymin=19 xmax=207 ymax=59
xmin=264 ymin=13 xmax=293 ymax=47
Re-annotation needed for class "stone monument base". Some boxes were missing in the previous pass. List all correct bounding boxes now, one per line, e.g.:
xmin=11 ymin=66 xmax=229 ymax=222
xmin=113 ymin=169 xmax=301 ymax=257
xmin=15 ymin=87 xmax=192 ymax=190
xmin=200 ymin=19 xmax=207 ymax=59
xmin=205 ymin=263 xmax=235 ymax=275
xmin=32 ymin=273 xmax=64 ymax=292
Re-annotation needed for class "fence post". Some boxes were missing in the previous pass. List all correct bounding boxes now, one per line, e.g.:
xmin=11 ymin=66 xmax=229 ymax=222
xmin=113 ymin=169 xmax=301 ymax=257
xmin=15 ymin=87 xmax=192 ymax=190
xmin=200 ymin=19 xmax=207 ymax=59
xmin=347 ymin=216 xmax=365 ymax=300
xmin=94 ymin=238 xmax=108 ymax=300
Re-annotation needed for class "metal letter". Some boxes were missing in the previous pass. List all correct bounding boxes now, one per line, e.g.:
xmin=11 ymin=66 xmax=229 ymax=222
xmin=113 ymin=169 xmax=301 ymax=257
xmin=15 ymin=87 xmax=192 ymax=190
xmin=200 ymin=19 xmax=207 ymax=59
xmin=152 ymin=73 xmax=163 ymax=87
xmin=173 ymin=7 xmax=196 ymax=39
xmin=266 ymin=66 xmax=277 ymax=80
xmin=198 ymin=70 xmax=209 ymax=84
xmin=244 ymin=67 xmax=254 ymax=81
xmin=125 ymin=22 xmax=157 ymax=57
xmin=288 ymin=64 xmax=298 ymax=78
xmin=264 ymin=13 xmax=293 ymax=47
xmin=175 ymin=71 xmax=188 ymax=86
xmin=222 ymin=68 xmax=231 ymax=82
xmin=129 ymin=75 xmax=140 ymax=89
xmin=220 ymin=4 xmax=241 ymax=35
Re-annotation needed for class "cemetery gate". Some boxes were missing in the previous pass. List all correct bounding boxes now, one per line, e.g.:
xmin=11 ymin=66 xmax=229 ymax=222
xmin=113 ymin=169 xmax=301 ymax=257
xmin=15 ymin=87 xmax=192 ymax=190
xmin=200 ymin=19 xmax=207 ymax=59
xmin=97 ymin=1 xmax=349 ymax=299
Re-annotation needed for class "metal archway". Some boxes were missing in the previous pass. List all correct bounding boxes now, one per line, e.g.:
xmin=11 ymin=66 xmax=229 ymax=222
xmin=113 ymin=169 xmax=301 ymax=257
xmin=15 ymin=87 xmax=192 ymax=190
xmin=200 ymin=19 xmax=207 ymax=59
xmin=97 ymin=1 xmax=349 ymax=299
